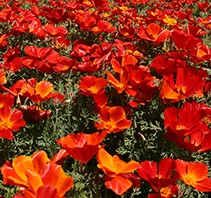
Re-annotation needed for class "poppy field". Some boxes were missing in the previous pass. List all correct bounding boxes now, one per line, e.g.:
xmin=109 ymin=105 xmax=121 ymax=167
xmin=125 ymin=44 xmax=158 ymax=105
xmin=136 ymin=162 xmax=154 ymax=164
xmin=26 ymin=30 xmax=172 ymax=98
xmin=0 ymin=0 xmax=211 ymax=197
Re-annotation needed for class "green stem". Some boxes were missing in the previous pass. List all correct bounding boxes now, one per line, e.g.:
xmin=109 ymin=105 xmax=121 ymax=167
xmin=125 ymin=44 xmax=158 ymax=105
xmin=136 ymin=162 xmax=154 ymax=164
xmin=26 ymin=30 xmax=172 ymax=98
xmin=180 ymin=185 xmax=188 ymax=198
xmin=105 ymin=188 xmax=108 ymax=198
xmin=85 ymin=163 xmax=95 ymax=198
xmin=185 ymin=187 xmax=193 ymax=198
xmin=95 ymin=169 xmax=100 ymax=198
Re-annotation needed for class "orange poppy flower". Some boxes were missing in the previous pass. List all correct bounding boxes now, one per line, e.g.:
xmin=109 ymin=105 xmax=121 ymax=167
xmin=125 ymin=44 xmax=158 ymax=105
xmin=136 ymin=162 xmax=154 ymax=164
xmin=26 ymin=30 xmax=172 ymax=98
xmin=0 ymin=106 xmax=26 ymax=140
xmin=0 ymin=34 xmax=10 ymax=47
xmin=19 ymin=80 xmax=58 ymax=104
xmin=160 ymin=66 xmax=208 ymax=104
xmin=21 ymin=162 xmax=73 ymax=197
xmin=79 ymin=75 xmax=108 ymax=96
xmin=190 ymin=44 xmax=211 ymax=63
xmin=56 ymin=131 xmax=107 ymax=163
xmin=1 ymin=150 xmax=73 ymax=197
xmin=94 ymin=106 xmax=132 ymax=133
xmin=79 ymin=75 xmax=108 ymax=108
xmin=0 ymin=69 xmax=7 ymax=84
xmin=138 ymin=23 xmax=170 ymax=45
xmin=175 ymin=159 xmax=211 ymax=192
xmin=106 ymin=71 xmax=129 ymax=94
xmin=97 ymin=148 xmax=139 ymax=195
xmin=148 ymin=184 xmax=178 ymax=198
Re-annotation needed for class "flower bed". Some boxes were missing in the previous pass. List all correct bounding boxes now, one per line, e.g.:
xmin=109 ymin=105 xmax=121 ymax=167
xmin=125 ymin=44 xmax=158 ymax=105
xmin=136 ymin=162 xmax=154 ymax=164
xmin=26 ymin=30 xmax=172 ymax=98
xmin=0 ymin=0 xmax=211 ymax=197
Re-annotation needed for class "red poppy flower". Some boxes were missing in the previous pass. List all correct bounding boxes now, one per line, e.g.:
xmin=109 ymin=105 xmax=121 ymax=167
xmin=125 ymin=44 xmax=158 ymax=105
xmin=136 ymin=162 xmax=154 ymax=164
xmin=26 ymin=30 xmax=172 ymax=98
xmin=176 ymin=159 xmax=211 ymax=192
xmin=149 ymin=55 xmax=178 ymax=76
xmin=186 ymin=25 xmax=208 ymax=38
xmin=4 ymin=57 xmax=23 ymax=72
xmin=24 ymin=46 xmax=53 ymax=61
xmin=75 ymin=12 xmax=97 ymax=31
xmin=97 ymin=148 xmax=139 ymax=195
xmin=94 ymin=106 xmax=132 ymax=133
xmin=40 ymin=7 xmax=68 ymax=24
xmin=197 ymin=2 xmax=211 ymax=12
xmin=20 ymin=105 xmax=51 ymax=124
xmin=22 ymin=46 xmax=53 ymax=71
xmin=91 ymin=20 xmax=116 ymax=34
xmin=0 ymin=93 xmax=14 ymax=108
xmin=44 ymin=23 xmax=68 ymax=37
xmin=90 ymin=0 xmax=108 ymax=7
xmin=0 ymin=106 xmax=26 ymax=140
xmin=125 ymin=66 xmax=158 ymax=107
xmin=70 ymin=42 xmax=90 ymax=59
xmin=160 ymin=66 xmax=208 ymax=104
xmin=110 ymin=55 xmax=138 ymax=75
xmin=0 ymin=7 xmax=12 ymax=23
xmin=2 ymin=45 xmax=21 ymax=63
xmin=56 ymin=131 xmax=107 ymax=163
xmin=164 ymin=100 xmax=211 ymax=152
xmin=171 ymin=29 xmax=203 ymax=51
xmin=138 ymin=158 xmax=180 ymax=192
xmin=164 ymin=100 xmax=209 ymax=137
xmin=53 ymin=56 xmax=78 ymax=73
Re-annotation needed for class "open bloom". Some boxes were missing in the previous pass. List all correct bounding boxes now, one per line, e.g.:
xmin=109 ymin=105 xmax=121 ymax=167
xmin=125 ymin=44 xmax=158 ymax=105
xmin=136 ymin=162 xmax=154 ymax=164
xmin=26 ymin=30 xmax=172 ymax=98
xmin=138 ymin=158 xmax=180 ymax=192
xmin=0 ymin=69 xmax=7 ymax=84
xmin=148 ymin=184 xmax=178 ymax=198
xmin=19 ymin=79 xmax=59 ymax=104
xmin=175 ymin=159 xmax=211 ymax=192
xmin=1 ymin=150 xmax=72 ymax=197
xmin=0 ymin=106 xmax=26 ymax=140
xmin=97 ymin=148 xmax=140 ymax=195
xmin=164 ymin=100 xmax=211 ymax=152
xmin=56 ymin=131 xmax=107 ymax=163
xmin=79 ymin=75 xmax=108 ymax=108
xmin=160 ymin=66 xmax=208 ymax=104
xmin=94 ymin=106 xmax=132 ymax=133
xmin=138 ymin=23 xmax=170 ymax=45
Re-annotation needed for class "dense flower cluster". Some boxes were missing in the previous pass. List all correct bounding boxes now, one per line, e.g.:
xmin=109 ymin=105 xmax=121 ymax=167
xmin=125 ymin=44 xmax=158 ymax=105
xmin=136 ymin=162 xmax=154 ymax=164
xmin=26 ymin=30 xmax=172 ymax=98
xmin=0 ymin=0 xmax=211 ymax=197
